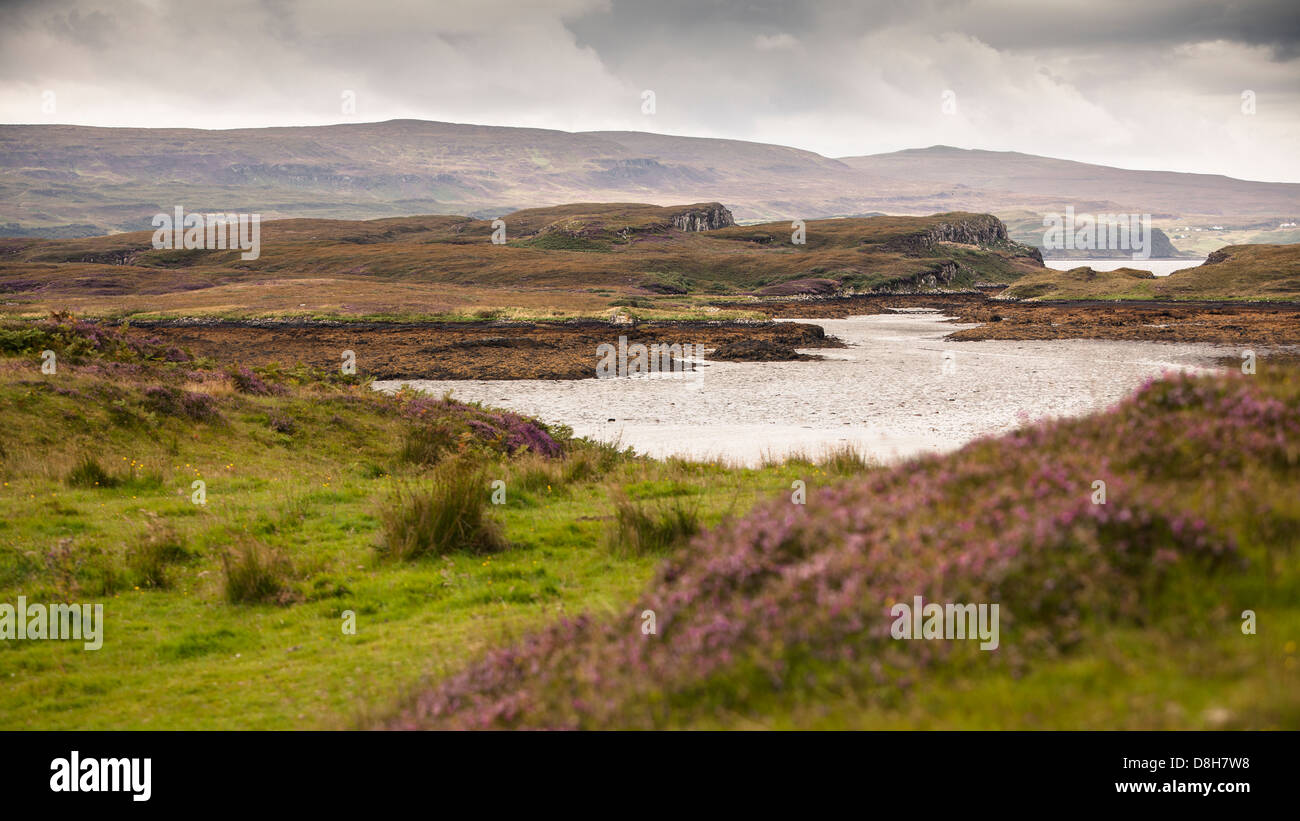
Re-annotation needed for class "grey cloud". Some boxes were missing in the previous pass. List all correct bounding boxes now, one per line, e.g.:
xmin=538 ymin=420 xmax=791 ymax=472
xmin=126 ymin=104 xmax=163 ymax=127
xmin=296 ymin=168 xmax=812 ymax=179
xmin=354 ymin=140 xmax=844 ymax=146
xmin=0 ymin=0 xmax=1295 ymax=181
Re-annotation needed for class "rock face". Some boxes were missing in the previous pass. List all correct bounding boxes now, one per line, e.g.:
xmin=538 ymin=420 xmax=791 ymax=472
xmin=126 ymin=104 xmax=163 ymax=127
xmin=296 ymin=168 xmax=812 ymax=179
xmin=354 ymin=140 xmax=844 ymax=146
xmin=922 ymin=214 xmax=1009 ymax=245
xmin=886 ymin=214 xmax=1010 ymax=253
xmin=883 ymin=214 xmax=1044 ymax=269
xmin=670 ymin=203 xmax=735 ymax=232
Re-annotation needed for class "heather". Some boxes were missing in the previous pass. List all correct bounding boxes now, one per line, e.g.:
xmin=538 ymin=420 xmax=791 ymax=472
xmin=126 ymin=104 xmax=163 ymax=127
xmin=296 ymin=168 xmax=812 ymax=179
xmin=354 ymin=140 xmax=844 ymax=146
xmin=382 ymin=367 xmax=1300 ymax=729
xmin=400 ymin=391 xmax=564 ymax=460
xmin=0 ymin=311 xmax=188 ymax=364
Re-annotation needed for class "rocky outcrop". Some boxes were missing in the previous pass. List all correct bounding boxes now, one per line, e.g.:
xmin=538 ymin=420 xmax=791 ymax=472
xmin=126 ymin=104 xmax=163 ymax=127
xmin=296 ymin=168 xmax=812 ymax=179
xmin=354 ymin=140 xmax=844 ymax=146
xmin=885 ymin=214 xmax=1009 ymax=253
xmin=670 ymin=203 xmax=735 ymax=232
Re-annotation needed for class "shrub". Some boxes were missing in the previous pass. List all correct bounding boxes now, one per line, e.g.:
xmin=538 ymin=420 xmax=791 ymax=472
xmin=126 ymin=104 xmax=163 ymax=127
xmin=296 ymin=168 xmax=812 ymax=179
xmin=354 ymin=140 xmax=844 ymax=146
xmin=380 ymin=368 xmax=1292 ymax=730
xmin=401 ymin=394 xmax=562 ymax=459
xmin=143 ymin=385 xmax=219 ymax=421
xmin=228 ymin=366 xmax=276 ymax=396
xmin=604 ymin=492 xmax=702 ymax=557
xmin=266 ymin=408 xmax=296 ymax=434
xmin=1 ymin=313 xmax=189 ymax=363
xmin=376 ymin=461 xmax=507 ymax=561
xmin=220 ymin=538 xmax=295 ymax=605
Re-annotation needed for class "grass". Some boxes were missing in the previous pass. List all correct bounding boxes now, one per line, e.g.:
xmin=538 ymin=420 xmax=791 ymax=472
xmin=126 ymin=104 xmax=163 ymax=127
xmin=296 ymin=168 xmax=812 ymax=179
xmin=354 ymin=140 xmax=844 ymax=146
xmin=0 ymin=323 xmax=816 ymax=728
xmin=1002 ymin=244 xmax=1300 ymax=301
xmin=376 ymin=462 xmax=508 ymax=561
xmin=220 ymin=538 xmax=294 ymax=605
xmin=603 ymin=492 xmax=703 ymax=558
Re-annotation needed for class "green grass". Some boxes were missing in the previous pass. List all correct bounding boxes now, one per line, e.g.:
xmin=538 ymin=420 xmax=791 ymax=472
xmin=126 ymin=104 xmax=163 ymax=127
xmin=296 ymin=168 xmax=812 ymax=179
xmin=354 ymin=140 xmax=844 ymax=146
xmin=0 ymin=352 xmax=830 ymax=729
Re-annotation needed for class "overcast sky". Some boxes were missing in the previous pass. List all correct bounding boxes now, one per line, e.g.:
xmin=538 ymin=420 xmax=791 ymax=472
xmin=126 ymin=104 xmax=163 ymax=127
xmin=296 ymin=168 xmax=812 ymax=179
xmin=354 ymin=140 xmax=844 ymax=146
xmin=2 ymin=0 xmax=1297 ymax=181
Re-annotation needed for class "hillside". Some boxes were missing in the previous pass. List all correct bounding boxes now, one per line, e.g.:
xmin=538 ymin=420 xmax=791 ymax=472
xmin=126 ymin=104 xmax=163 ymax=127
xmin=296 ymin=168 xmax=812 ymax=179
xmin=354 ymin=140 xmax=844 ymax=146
xmin=0 ymin=120 xmax=920 ymax=234
xmin=2 ymin=121 xmax=1296 ymax=245
xmin=1001 ymin=244 xmax=1300 ymax=301
xmin=0 ymin=205 xmax=1043 ymax=320
xmin=840 ymin=146 xmax=1300 ymax=222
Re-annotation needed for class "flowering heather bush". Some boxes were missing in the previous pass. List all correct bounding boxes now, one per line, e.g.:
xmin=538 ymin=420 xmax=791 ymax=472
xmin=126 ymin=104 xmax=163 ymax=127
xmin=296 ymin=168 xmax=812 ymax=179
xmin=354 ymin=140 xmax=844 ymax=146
xmin=382 ymin=369 xmax=1298 ymax=729
xmin=0 ymin=313 xmax=191 ymax=364
xmin=228 ymin=366 xmax=279 ymax=396
xmin=142 ymin=385 xmax=220 ymax=421
xmin=401 ymin=394 xmax=562 ymax=460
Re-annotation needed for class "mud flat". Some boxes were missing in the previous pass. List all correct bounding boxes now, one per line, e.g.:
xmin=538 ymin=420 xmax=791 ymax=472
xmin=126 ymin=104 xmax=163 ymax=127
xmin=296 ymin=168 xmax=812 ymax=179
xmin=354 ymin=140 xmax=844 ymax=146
xmin=126 ymin=319 xmax=837 ymax=380
xmin=375 ymin=312 xmax=1240 ymax=466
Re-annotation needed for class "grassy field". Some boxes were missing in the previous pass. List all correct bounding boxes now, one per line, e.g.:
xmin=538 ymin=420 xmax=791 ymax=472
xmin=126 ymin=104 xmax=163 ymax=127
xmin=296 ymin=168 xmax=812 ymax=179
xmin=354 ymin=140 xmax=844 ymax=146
xmin=0 ymin=315 xmax=840 ymax=728
xmin=1002 ymin=244 xmax=1300 ymax=301
xmin=1 ymin=315 xmax=1296 ymax=730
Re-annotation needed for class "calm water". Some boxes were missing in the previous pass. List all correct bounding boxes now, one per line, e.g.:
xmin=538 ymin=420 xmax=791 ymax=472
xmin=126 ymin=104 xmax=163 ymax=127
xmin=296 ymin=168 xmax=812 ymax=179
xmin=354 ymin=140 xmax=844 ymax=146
xmin=374 ymin=313 xmax=1232 ymax=466
xmin=1044 ymin=259 xmax=1204 ymax=277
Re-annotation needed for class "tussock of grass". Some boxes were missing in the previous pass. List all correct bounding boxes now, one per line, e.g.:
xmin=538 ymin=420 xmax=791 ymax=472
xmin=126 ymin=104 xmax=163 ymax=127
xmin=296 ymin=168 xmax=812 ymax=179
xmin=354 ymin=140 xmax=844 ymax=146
xmin=220 ymin=538 xmax=294 ymax=605
xmin=604 ymin=491 xmax=703 ymax=557
xmin=761 ymin=442 xmax=874 ymax=474
xmin=816 ymin=443 xmax=874 ymax=475
xmin=376 ymin=461 xmax=507 ymax=560
xmin=128 ymin=516 xmax=190 ymax=589
xmin=65 ymin=454 xmax=119 ymax=488
xmin=400 ymin=421 xmax=458 ymax=466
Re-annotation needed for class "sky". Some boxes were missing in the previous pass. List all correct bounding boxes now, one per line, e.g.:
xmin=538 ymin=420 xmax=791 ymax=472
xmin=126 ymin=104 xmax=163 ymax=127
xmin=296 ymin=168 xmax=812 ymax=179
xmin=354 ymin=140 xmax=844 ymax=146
xmin=1 ymin=0 xmax=1298 ymax=181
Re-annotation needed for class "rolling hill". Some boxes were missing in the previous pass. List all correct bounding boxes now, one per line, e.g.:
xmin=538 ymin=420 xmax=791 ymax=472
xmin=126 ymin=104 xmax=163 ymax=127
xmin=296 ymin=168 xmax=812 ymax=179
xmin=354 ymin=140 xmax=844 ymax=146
xmin=2 ymin=121 xmax=1296 ymax=250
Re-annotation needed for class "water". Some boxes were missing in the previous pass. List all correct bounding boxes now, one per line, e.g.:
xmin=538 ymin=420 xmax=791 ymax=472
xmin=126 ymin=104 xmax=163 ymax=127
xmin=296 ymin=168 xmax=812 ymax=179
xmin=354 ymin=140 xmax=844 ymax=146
xmin=373 ymin=313 xmax=1232 ymax=466
xmin=1044 ymin=259 xmax=1205 ymax=277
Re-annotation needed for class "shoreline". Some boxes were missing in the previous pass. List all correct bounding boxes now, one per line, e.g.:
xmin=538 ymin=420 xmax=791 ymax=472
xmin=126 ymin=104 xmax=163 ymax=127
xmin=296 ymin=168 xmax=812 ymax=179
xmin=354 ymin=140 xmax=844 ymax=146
xmin=375 ymin=313 xmax=1237 ymax=466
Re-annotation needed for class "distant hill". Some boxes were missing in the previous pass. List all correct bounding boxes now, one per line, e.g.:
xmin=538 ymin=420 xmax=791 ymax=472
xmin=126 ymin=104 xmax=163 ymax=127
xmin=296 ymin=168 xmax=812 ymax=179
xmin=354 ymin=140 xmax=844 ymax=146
xmin=838 ymin=146 xmax=1300 ymax=222
xmin=2 ymin=121 xmax=1296 ymax=249
xmin=1001 ymin=244 xmax=1300 ymax=301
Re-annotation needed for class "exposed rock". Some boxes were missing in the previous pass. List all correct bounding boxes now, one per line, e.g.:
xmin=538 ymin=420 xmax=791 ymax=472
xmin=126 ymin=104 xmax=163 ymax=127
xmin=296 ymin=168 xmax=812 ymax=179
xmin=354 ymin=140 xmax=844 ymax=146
xmin=883 ymin=214 xmax=1042 ymax=265
xmin=670 ymin=203 xmax=735 ymax=232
